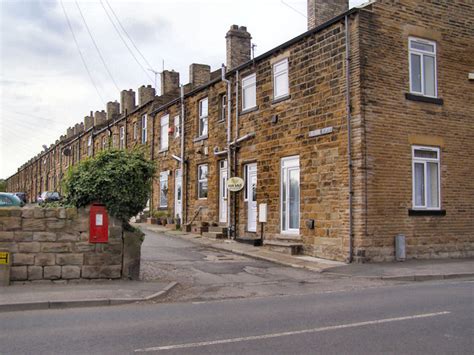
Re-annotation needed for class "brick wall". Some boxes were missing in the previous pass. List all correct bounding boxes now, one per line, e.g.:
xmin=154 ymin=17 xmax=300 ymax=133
xmin=0 ymin=207 xmax=124 ymax=282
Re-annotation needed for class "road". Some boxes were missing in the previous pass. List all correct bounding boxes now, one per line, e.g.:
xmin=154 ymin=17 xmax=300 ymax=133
xmin=1 ymin=279 xmax=472 ymax=354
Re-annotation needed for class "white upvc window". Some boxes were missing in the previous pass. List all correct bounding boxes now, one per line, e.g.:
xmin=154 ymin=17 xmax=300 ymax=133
xmin=160 ymin=114 xmax=169 ymax=150
xmin=242 ymin=73 xmax=256 ymax=111
xmin=412 ymin=146 xmax=440 ymax=210
xmin=133 ymin=122 xmax=138 ymax=140
xmin=409 ymin=37 xmax=437 ymax=97
xmin=198 ymin=98 xmax=208 ymax=137
xmin=102 ymin=136 xmax=107 ymax=150
xmin=119 ymin=126 xmax=125 ymax=149
xmin=197 ymin=164 xmax=208 ymax=199
xmin=220 ymin=94 xmax=227 ymax=122
xmin=281 ymin=156 xmax=300 ymax=234
xmin=159 ymin=171 xmax=168 ymax=208
xmin=273 ymin=58 xmax=289 ymax=100
xmin=141 ymin=114 xmax=147 ymax=143
xmin=87 ymin=135 xmax=93 ymax=156
xmin=174 ymin=115 xmax=180 ymax=138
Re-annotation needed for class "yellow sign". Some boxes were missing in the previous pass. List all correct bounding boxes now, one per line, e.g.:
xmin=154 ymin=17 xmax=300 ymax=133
xmin=227 ymin=177 xmax=245 ymax=192
xmin=0 ymin=252 xmax=9 ymax=265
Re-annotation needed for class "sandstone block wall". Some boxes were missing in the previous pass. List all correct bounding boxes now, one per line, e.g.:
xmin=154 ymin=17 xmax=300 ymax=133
xmin=0 ymin=207 xmax=123 ymax=283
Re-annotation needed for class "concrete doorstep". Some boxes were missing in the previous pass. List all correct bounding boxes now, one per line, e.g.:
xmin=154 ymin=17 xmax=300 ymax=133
xmin=0 ymin=281 xmax=179 ymax=313
xmin=140 ymin=224 xmax=474 ymax=282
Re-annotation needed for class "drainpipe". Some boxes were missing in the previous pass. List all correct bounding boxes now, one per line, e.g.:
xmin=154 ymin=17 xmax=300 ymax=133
xmin=222 ymin=65 xmax=232 ymax=237
xmin=345 ymin=15 xmax=353 ymax=263
xmin=234 ymin=70 xmax=240 ymax=239
xmin=180 ymin=85 xmax=186 ymax=225
xmin=150 ymin=114 xmax=156 ymax=213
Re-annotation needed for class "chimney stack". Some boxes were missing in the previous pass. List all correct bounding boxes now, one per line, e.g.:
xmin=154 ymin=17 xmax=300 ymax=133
xmin=106 ymin=101 xmax=120 ymax=121
xmin=307 ymin=0 xmax=348 ymax=30
xmin=189 ymin=64 xmax=211 ymax=87
xmin=138 ymin=85 xmax=156 ymax=106
xmin=73 ymin=123 xmax=84 ymax=135
xmin=226 ymin=25 xmax=251 ymax=70
xmin=66 ymin=127 xmax=74 ymax=138
xmin=161 ymin=70 xmax=180 ymax=95
xmin=84 ymin=113 xmax=94 ymax=131
xmin=94 ymin=110 xmax=107 ymax=126
xmin=120 ymin=89 xmax=136 ymax=115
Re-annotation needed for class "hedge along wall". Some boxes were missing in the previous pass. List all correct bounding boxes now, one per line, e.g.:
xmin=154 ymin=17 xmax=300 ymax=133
xmin=0 ymin=206 xmax=124 ymax=282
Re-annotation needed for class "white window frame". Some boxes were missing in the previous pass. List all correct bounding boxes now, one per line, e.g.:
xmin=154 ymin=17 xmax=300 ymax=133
xmin=412 ymin=146 xmax=441 ymax=210
xmin=87 ymin=135 xmax=92 ymax=156
xmin=141 ymin=114 xmax=147 ymax=143
xmin=102 ymin=136 xmax=107 ymax=150
xmin=273 ymin=58 xmax=289 ymax=100
xmin=174 ymin=115 xmax=180 ymax=138
xmin=197 ymin=164 xmax=208 ymax=199
xmin=243 ymin=164 xmax=248 ymax=201
xmin=198 ymin=98 xmax=208 ymax=137
xmin=133 ymin=122 xmax=138 ymax=140
xmin=220 ymin=94 xmax=227 ymax=122
xmin=160 ymin=114 xmax=169 ymax=151
xmin=119 ymin=126 xmax=125 ymax=149
xmin=242 ymin=73 xmax=256 ymax=111
xmin=408 ymin=37 xmax=437 ymax=98
xmin=159 ymin=171 xmax=168 ymax=208
xmin=281 ymin=156 xmax=300 ymax=234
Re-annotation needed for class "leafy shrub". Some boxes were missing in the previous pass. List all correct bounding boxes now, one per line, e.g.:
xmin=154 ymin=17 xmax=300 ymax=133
xmin=63 ymin=149 xmax=155 ymax=223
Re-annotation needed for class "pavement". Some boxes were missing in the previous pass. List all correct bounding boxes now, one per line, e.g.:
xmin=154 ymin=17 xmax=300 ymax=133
xmin=140 ymin=224 xmax=474 ymax=282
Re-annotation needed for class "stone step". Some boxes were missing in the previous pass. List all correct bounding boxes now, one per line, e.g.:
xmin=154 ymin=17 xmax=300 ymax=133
xmin=188 ymin=225 xmax=209 ymax=234
xmin=263 ymin=240 xmax=303 ymax=255
xmin=202 ymin=232 xmax=226 ymax=240
xmin=208 ymin=226 xmax=228 ymax=235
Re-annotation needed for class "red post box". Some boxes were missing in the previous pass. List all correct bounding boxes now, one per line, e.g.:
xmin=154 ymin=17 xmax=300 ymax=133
xmin=89 ymin=204 xmax=109 ymax=243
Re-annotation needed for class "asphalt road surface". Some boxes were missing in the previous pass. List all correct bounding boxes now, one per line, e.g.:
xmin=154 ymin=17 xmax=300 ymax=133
xmin=1 ymin=279 xmax=472 ymax=354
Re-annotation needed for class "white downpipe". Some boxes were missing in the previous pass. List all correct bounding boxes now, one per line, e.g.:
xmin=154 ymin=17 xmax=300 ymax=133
xmin=222 ymin=65 xmax=232 ymax=236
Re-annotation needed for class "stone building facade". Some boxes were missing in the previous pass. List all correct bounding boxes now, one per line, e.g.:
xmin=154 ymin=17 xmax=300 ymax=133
xmin=6 ymin=0 xmax=474 ymax=262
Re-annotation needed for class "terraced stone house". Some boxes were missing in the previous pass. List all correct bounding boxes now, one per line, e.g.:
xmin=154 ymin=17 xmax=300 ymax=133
xmin=7 ymin=0 xmax=474 ymax=262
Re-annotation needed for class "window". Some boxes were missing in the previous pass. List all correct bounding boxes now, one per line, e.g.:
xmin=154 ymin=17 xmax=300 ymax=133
xmin=198 ymin=98 xmax=208 ymax=137
xmin=281 ymin=156 xmax=300 ymax=233
xmin=174 ymin=115 xmax=180 ymax=138
xmin=133 ymin=122 xmax=138 ymax=140
xmin=243 ymin=164 xmax=248 ymax=201
xmin=159 ymin=171 xmax=168 ymax=208
xmin=87 ymin=135 xmax=93 ymax=156
xmin=197 ymin=164 xmax=208 ymax=199
xmin=219 ymin=94 xmax=227 ymax=122
xmin=242 ymin=74 xmax=256 ymax=111
xmin=409 ymin=37 xmax=437 ymax=97
xmin=102 ymin=136 xmax=107 ymax=150
xmin=273 ymin=58 xmax=289 ymax=100
xmin=412 ymin=146 xmax=440 ymax=210
xmin=141 ymin=114 xmax=147 ymax=143
xmin=159 ymin=114 xmax=169 ymax=150
xmin=119 ymin=126 xmax=125 ymax=149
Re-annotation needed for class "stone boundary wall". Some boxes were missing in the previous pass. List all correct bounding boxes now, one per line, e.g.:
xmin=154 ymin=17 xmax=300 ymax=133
xmin=0 ymin=206 xmax=124 ymax=283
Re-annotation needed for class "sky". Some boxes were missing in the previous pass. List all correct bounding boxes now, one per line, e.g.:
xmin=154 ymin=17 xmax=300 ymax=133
xmin=0 ymin=0 xmax=367 ymax=179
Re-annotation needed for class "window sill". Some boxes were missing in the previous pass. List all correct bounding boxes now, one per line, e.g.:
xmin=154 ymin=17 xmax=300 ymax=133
xmin=193 ymin=135 xmax=208 ymax=143
xmin=405 ymin=93 xmax=443 ymax=105
xmin=240 ymin=106 xmax=259 ymax=115
xmin=408 ymin=209 xmax=446 ymax=216
xmin=272 ymin=94 xmax=291 ymax=105
xmin=158 ymin=148 xmax=168 ymax=154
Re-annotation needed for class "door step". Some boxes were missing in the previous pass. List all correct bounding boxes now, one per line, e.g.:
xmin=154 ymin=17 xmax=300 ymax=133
xmin=202 ymin=231 xmax=226 ymax=239
xmin=236 ymin=236 xmax=262 ymax=246
xmin=263 ymin=240 xmax=303 ymax=255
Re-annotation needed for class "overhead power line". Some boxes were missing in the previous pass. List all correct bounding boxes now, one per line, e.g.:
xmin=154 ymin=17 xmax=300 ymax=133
xmin=59 ymin=0 xmax=106 ymax=105
xmin=75 ymin=0 xmax=121 ymax=92
xmin=99 ymin=0 xmax=154 ymax=85
xmin=280 ymin=0 xmax=307 ymax=18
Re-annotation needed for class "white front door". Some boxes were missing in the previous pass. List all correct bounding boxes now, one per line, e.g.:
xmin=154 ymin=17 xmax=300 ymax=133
xmin=174 ymin=169 xmax=182 ymax=220
xmin=281 ymin=156 xmax=300 ymax=234
xmin=219 ymin=160 xmax=228 ymax=223
xmin=247 ymin=163 xmax=257 ymax=232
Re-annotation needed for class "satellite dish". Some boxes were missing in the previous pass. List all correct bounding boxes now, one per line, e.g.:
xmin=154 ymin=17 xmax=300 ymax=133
xmin=63 ymin=147 xmax=71 ymax=156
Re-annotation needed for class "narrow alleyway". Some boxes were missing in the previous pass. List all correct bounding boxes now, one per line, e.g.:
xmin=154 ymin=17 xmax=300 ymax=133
xmin=139 ymin=228 xmax=389 ymax=303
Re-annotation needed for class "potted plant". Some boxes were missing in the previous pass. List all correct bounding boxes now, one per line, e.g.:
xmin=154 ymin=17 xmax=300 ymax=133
xmin=153 ymin=210 xmax=166 ymax=225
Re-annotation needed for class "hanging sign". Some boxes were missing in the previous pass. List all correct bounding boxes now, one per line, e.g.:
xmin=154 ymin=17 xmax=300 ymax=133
xmin=227 ymin=177 xmax=244 ymax=192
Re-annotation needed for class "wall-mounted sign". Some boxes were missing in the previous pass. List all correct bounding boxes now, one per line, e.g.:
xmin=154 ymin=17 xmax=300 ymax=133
xmin=0 ymin=251 xmax=9 ymax=265
xmin=227 ymin=177 xmax=244 ymax=192
xmin=308 ymin=126 xmax=333 ymax=138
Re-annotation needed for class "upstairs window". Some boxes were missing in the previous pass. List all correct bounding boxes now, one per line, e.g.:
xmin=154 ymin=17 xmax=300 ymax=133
xmin=141 ymin=114 xmax=147 ymax=143
xmin=409 ymin=37 xmax=437 ymax=97
xmin=160 ymin=115 xmax=169 ymax=150
xmin=219 ymin=94 xmax=227 ymax=122
xmin=119 ymin=126 xmax=125 ymax=149
xmin=198 ymin=98 xmax=208 ymax=137
xmin=102 ymin=136 xmax=107 ymax=150
xmin=133 ymin=122 xmax=138 ymax=140
xmin=273 ymin=58 xmax=289 ymax=100
xmin=197 ymin=164 xmax=208 ymax=199
xmin=412 ymin=146 xmax=440 ymax=210
xmin=87 ymin=135 xmax=93 ymax=156
xmin=242 ymin=73 xmax=256 ymax=111
xmin=174 ymin=115 xmax=180 ymax=138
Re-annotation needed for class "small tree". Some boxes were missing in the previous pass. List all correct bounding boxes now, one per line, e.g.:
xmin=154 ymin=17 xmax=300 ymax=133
xmin=0 ymin=179 xmax=6 ymax=192
xmin=63 ymin=149 xmax=155 ymax=224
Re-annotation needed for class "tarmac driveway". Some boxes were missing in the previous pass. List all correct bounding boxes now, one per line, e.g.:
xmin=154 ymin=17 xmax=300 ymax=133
xmin=139 ymin=228 xmax=389 ymax=303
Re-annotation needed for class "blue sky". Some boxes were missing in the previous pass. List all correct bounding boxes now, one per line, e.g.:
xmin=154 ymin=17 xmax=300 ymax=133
xmin=0 ymin=0 xmax=367 ymax=179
